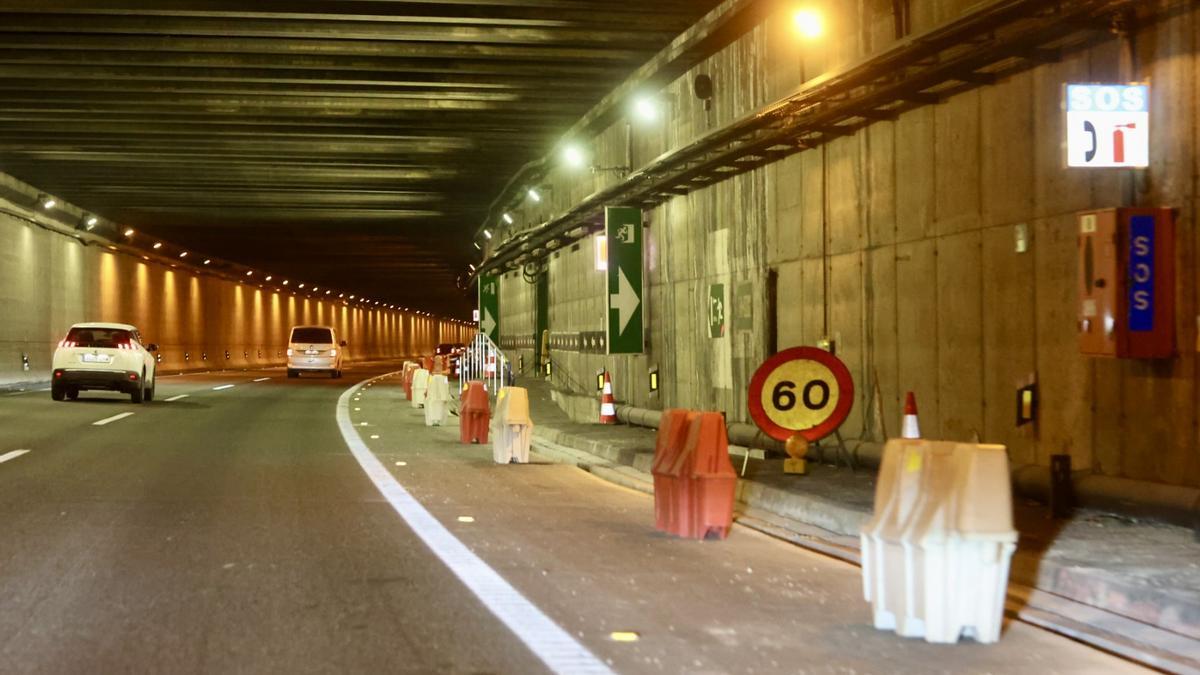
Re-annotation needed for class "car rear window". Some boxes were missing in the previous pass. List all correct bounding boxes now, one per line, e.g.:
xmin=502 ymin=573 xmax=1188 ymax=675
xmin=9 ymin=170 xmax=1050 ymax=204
xmin=291 ymin=327 xmax=333 ymax=344
xmin=65 ymin=327 xmax=132 ymax=348
xmin=435 ymin=343 xmax=454 ymax=355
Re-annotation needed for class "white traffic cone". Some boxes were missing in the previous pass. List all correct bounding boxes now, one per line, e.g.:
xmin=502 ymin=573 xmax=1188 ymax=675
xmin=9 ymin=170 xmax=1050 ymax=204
xmin=599 ymin=371 xmax=616 ymax=424
xmin=902 ymin=391 xmax=920 ymax=439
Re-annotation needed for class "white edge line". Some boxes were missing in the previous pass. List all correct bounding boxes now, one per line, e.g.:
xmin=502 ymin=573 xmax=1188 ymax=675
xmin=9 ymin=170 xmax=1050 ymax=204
xmin=336 ymin=373 xmax=612 ymax=675
xmin=92 ymin=412 xmax=134 ymax=426
xmin=165 ymin=394 xmax=189 ymax=402
xmin=252 ymin=377 xmax=271 ymax=382
xmin=0 ymin=449 xmax=31 ymax=464
xmin=212 ymin=384 xmax=236 ymax=391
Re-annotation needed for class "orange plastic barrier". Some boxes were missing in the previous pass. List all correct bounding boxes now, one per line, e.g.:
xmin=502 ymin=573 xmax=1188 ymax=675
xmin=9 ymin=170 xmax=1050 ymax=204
xmin=651 ymin=409 xmax=697 ymax=534
xmin=459 ymin=380 xmax=490 ymax=444
xmin=651 ymin=411 xmax=737 ymax=540
xmin=401 ymin=362 xmax=419 ymax=401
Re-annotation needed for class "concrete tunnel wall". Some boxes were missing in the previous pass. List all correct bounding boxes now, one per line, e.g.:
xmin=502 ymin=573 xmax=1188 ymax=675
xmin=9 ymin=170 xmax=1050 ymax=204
xmin=0 ymin=179 xmax=473 ymax=387
xmin=491 ymin=1 xmax=1200 ymax=489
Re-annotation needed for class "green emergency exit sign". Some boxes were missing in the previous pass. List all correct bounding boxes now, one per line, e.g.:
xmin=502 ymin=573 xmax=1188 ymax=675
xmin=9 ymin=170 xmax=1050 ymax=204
xmin=606 ymin=207 xmax=643 ymax=354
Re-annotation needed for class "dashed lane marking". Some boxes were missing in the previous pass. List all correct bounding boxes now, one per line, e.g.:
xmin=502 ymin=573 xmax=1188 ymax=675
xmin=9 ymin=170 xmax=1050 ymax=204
xmin=93 ymin=412 xmax=134 ymax=426
xmin=336 ymin=373 xmax=612 ymax=675
xmin=212 ymin=384 xmax=236 ymax=391
xmin=252 ymin=377 xmax=270 ymax=382
xmin=165 ymin=394 xmax=189 ymax=402
xmin=0 ymin=449 xmax=31 ymax=464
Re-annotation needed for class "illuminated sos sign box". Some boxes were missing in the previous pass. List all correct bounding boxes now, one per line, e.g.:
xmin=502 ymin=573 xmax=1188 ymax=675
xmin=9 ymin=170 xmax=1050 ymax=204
xmin=1066 ymin=84 xmax=1149 ymax=168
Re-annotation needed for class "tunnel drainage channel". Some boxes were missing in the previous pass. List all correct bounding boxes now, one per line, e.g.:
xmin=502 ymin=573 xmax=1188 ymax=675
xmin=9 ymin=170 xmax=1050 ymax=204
xmin=334 ymin=371 xmax=613 ymax=675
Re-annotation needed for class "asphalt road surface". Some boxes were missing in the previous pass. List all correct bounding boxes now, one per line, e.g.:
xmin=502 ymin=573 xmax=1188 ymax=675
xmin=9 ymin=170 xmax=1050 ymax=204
xmin=0 ymin=362 xmax=1147 ymax=674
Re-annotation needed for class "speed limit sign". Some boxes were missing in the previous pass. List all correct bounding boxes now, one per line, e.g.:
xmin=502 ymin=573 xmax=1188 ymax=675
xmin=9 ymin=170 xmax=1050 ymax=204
xmin=747 ymin=347 xmax=854 ymax=442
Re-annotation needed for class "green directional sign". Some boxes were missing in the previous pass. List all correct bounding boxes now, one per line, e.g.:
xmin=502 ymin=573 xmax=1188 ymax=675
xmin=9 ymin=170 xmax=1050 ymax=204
xmin=606 ymin=206 xmax=643 ymax=354
xmin=708 ymin=283 xmax=726 ymax=338
xmin=478 ymin=274 xmax=500 ymax=343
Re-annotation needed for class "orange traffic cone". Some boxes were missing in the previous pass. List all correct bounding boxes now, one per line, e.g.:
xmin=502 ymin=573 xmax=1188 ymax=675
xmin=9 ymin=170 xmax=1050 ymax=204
xmin=599 ymin=371 xmax=617 ymax=424
xmin=902 ymin=391 xmax=921 ymax=439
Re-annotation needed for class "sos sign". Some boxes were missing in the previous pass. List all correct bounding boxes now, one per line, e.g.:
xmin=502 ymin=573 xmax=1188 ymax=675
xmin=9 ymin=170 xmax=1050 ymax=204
xmin=1066 ymin=84 xmax=1149 ymax=168
xmin=747 ymin=347 xmax=854 ymax=442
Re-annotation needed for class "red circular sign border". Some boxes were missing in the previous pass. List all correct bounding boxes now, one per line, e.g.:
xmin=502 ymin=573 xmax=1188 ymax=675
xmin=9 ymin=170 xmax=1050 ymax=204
xmin=747 ymin=346 xmax=855 ymax=442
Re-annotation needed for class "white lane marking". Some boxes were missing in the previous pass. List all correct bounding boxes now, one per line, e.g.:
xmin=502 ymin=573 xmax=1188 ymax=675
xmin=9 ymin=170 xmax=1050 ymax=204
xmin=0 ymin=449 xmax=31 ymax=464
xmin=165 ymin=394 xmax=189 ymax=402
xmin=212 ymin=384 xmax=235 ymax=391
xmin=336 ymin=374 xmax=612 ymax=675
xmin=252 ymin=377 xmax=270 ymax=382
xmin=93 ymin=412 xmax=134 ymax=426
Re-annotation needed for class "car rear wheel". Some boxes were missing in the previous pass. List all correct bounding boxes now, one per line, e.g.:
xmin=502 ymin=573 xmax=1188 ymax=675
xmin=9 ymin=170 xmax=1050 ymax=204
xmin=287 ymin=369 xmax=298 ymax=378
xmin=51 ymin=384 xmax=65 ymax=401
xmin=66 ymin=388 xmax=79 ymax=401
xmin=130 ymin=374 xmax=144 ymax=403
xmin=145 ymin=378 xmax=155 ymax=402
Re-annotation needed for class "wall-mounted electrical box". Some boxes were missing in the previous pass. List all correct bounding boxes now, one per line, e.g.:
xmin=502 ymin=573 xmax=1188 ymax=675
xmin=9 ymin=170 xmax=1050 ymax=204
xmin=1078 ymin=207 xmax=1175 ymax=358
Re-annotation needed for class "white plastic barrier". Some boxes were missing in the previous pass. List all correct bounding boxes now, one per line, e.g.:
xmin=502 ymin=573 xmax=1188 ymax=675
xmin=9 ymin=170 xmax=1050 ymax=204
xmin=424 ymin=374 xmax=450 ymax=427
xmin=861 ymin=439 xmax=1017 ymax=644
xmin=411 ymin=368 xmax=430 ymax=409
xmin=491 ymin=387 xmax=532 ymax=464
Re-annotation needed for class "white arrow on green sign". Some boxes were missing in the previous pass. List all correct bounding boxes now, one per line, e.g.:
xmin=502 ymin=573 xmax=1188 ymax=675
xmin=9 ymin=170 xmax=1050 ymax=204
xmin=606 ymin=206 xmax=643 ymax=354
xmin=478 ymin=274 xmax=500 ymax=343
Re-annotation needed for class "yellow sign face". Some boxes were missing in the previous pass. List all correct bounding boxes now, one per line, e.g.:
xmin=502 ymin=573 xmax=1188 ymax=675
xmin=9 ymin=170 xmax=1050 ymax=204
xmin=758 ymin=359 xmax=841 ymax=433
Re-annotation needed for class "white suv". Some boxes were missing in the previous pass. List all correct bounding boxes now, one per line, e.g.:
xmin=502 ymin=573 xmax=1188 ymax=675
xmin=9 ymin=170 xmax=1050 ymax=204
xmin=286 ymin=325 xmax=345 ymax=378
xmin=51 ymin=322 xmax=158 ymax=403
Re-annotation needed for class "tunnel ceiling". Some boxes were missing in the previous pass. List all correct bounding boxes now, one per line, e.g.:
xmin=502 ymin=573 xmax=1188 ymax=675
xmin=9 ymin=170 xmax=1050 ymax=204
xmin=0 ymin=0 xmax=723 ymax=316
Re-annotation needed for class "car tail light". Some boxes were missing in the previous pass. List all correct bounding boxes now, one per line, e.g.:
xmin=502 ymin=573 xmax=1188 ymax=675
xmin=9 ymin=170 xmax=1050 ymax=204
xmin=54 ymin=370 xmax=63 ymax=378
xmin=58 ymin=339 xmax=75 ymax=348
xmin=128 ymin=372 xmax=138 ymax=381
xmin=330 ymin=349 xmax=337 ymax=357
xmin=115 ymin=341 xmax=133 ymax=350
xmin=286 ymin=348 xmax=293 ymax=356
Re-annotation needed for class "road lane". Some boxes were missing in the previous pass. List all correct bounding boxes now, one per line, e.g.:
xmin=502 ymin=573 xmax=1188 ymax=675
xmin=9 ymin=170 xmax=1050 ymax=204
xmin=0 ymin=363 xmax=548 ymax=674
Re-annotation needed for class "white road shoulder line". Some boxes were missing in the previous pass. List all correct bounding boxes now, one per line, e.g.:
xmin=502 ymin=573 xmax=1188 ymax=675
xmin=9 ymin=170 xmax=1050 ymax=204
xmin=93 ymin=412 xmax=134 ymax=426
xmin=252 ymin=377 xmax=270 ymax=382
xmin=336 ymin=375 xmax=611 ymax=675
xmin=0 ymin=449 xmax=31 ymax=464
xmin=212 ymin=384 xmax=235 ymax=391
xmin=165 ymin=394 xmax=189 ymax=402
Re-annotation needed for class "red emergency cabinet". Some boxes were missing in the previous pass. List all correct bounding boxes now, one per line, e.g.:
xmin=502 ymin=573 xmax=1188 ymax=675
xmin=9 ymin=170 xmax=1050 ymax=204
xmin=1077 ymin=207 xmax=1175 ymax=358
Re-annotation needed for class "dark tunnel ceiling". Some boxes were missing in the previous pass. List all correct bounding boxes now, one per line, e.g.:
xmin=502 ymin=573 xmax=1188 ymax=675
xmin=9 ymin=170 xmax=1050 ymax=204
xmin=0 ymin=0 xmax=725 ymax=316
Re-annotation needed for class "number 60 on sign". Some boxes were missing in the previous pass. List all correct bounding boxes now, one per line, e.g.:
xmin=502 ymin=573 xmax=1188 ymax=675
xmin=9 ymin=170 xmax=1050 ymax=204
xmin=747 ymin=347 xmax=854 ymax=442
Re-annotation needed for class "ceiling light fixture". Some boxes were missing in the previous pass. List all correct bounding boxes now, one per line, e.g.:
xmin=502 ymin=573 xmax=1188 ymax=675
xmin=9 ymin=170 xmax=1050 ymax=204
xmin=563 ymin=144 xmax=586 ymax=168
xmin=124 ymin=228 xmax=135 ymax=237
xmin=152 ymin=242 xmax=163 ymax=249
xmin=483 ymin=229 xmax=492 ymax=239
xmin=792 ymin=7 xmax=824 ymax=39
xmin=527 ymin=188 xmax=541 ymax=202
xmin=203 ymin=259 xmax=211 ymax=265
xmin=633 ymin=96 xmax=659 ymax=122
xmin=502 ymin=213 xmax=514 ymax=225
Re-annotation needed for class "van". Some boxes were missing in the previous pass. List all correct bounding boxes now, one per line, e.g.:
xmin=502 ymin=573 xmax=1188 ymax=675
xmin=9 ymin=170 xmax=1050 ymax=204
xmin=286 ymin=325 xmax=345 ymax=378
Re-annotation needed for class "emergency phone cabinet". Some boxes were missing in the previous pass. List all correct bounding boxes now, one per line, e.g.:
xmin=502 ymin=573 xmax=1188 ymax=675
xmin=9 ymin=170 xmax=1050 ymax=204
xmin=1078 ymin=207 xmax=1175 ymax=358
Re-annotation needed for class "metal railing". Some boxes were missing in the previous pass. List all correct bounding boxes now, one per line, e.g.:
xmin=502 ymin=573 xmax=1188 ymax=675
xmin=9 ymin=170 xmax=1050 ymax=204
xmin=458 ymin=332 xmax=511 ymax=400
